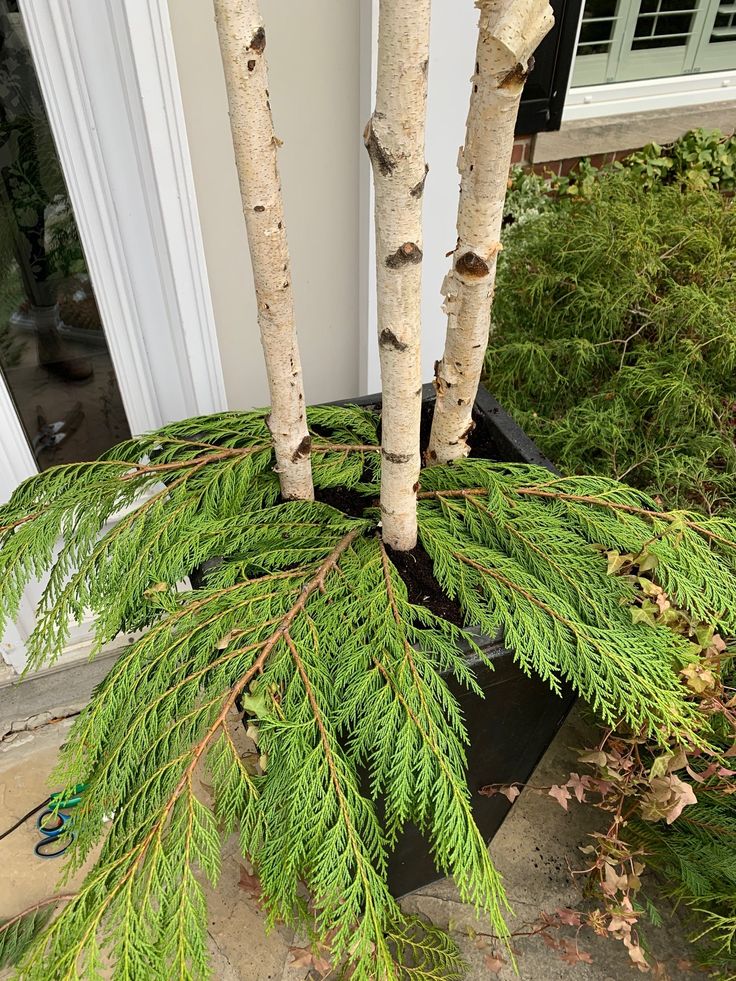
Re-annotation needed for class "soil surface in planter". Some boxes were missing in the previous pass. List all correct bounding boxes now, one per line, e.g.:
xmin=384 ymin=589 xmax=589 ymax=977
xmin=315 ymin=400 xmax=494 ymax=627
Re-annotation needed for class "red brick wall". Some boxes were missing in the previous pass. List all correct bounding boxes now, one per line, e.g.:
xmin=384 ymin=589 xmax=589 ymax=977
xmin=511 ymin=134 xmax=640 ymax=176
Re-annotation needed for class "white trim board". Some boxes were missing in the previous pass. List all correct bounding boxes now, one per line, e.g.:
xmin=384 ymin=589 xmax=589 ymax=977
xmin=4 ymin=0 xmax=227 ymax=675
xmin=19 ymin=0 xmax=226 ymax=434
xmin=564 ymin=70 xmax=736 ymax=122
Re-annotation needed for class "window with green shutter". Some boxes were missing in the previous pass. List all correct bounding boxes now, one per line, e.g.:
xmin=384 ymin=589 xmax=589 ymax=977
xmin=572 ymin=0 xmax=736 ymax=86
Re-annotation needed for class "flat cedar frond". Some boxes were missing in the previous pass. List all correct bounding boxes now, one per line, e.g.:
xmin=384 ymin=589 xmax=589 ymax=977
xmin=418 ymin=461 xmax=736 ymax=743
xmin=0 ymin=406 xmax=380 ymax=669
xmin=384 ymin=916 xmax=466 ymax=980
xmin=0 ymin=899 xmax=71 ymax=970
xmin=3 ymin=408 xmax=734 ymax=978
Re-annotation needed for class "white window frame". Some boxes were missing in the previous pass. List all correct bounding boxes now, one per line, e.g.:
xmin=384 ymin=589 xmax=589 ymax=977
xmin=564 ymin=67 xmax=736 ymax=119
xmin=16 ymin=0 xmax=226 ymax=450
xmin=565 ymin=1 xmax=736 ymax=122
xmin=0 ymin=0 xmax=227 ymax=672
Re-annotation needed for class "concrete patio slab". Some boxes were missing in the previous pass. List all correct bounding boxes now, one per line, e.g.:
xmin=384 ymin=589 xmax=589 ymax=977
xmin=0 ymin=707 xmax=701 ymax=980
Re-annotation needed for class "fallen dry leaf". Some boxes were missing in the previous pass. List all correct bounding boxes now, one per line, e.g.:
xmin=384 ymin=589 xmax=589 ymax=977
xmin=238 ymin=864 xmax=262 ymax=899
xmin=289 ymin=945 xmax=331 ymax=976
xmin=501 ymin=785 xmax=521 ymax=803
xmin=566 ymin=773 xmax=588 ymax=803
xmin=484 ymin=953 xmax=506 ymax=974
xmin=559 ymin=938 xmax=593 ymax=965
xmin=555 ymin=907 xmax=583 ymax=927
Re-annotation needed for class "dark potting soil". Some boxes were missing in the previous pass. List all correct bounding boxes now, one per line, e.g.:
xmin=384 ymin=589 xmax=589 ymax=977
xmin=316 ymin=484 xmax=463 ymax=624
xmin=385 ymin=543 xmax=464 ymax=625
xmin=314 ymin=400 xmax=496 ymax=628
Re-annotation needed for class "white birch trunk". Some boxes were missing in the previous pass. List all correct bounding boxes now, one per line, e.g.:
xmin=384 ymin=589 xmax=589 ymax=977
xmin=427 ymin=0 xmax=553 ymax=466
xmin=366 ymin=0 xmax=432 ymax=551
xmin=214 ymin=0 xmax=314 ymax=501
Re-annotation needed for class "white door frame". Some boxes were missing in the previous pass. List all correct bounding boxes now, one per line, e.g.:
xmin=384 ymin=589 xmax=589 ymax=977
xmin=17 ymin=0 xmax=226 ymax=445
xmin=0 ymin=0 xmax=226 ymax=672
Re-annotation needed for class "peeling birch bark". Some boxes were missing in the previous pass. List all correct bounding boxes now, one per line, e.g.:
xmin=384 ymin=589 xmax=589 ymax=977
xmin=427 ymin=0 xmax=553 ymax=466
xmin=214 ymin=0 xmax=314 ymax=501
xmin=366 ymin=0 xmax=432 ymax=551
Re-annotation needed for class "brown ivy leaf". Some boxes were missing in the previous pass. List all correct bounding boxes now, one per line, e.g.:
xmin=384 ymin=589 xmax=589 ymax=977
xmin=555 ymin=907 xmax=583 ymax=927
xmin=649 ymin=753 xmax=673 ymax=780
xmin=501 ymin=785 xmax=521 ymax=803
xmin=602 ymin=863 xmax=628 ymax=895
xmin=566 ymin=773 xmax=588 ymax=803
xmin=680 ymin=663 xmax=716 ymax=694
xmin=664 ymin=775 xmax=697 ymax=824
xmin=579 ymin=750 xmax=607 ymax=767
xmin=549 ymin=784 xmax=572 ymax=810
xmin=559 ymin=939 xmax=593 ymax=965
xmin=711 ymin=633 xmax=727 ymax=653
xmin=483 ymin=953 xmax=506 ymax=974
xmin=625 ymin=940 xmax=650 ymax=972
xmin=238 ymin=864 xmax=262 ymax=899
xmin=655 ymin=592 xmax=671 ymax=614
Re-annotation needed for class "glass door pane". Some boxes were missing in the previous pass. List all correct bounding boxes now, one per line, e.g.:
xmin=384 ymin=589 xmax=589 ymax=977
xmin=692 ymin=1 xmax=736 ymax=71
xmin=0 ymin=0 xmax=130 ymax=471
xmin=572 ymin=1 xmax=736 ymax=86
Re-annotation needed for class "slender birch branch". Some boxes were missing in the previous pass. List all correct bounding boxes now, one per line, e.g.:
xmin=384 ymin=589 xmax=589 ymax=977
xmin=427 ymin=0 xmax=553 ymax=466
xmin=214 ymin=0 xmax=314 ymax=501
xmin=365 ymin=0 xmax=432 ymax=551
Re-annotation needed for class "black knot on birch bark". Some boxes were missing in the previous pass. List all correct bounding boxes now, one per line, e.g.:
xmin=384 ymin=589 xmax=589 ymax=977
xmin=364 ymin=120 xmax=395 ymax=176
xmin=247 ymin=59 xmax=256 ymax=72
xmin=291 ymin=435 xmax=312 ymax=462
xmin=386 ymin=242 xmax=423 ymax=269
xmin=461 ymin=421 xmax=476 ymax=442
xmin=500 ymin=55 xmax=535 ymax=89
xmin=455 ymin=251 xmax=489 ymax=279
xmin=248 ymin=27 xmax=266 ymax=53
xmin=382 ymin=449 xmax=412 ymax=464
xmin=379 ymin=329 xmax=408 ymax=352
xmin=410 ymin=164 xmax=429 ymax=199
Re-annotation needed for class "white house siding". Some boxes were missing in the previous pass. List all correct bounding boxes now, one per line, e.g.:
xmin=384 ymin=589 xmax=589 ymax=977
xmin=168 ymin=0 xmax=362 ymax=408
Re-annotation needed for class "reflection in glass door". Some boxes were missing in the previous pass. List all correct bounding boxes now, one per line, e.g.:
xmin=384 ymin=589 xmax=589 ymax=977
xmin=0 ymin=0 xmax=130 ymax=470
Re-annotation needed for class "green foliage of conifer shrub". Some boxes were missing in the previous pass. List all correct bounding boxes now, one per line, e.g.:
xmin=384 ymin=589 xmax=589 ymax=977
xmin=487 ymin=173 xmax=736 ymax=515
xmin=2 ymin=404 xmax=736 ymax=978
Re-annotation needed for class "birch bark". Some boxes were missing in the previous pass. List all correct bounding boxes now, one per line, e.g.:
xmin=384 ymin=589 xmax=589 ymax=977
xmin=427 ymin=0 xmax=553 ymax=466
xmin=366 ymin=0 xmax=432 ymax=551
xmin=214 ymin=0 xmax=314 ymax=501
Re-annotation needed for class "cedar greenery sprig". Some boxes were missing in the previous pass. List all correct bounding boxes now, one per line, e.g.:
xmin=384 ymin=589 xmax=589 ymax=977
xmin=0 ymin=898 xmax=73 ymax=970
xmin=3 ymin=407 xmax=736 ymax=978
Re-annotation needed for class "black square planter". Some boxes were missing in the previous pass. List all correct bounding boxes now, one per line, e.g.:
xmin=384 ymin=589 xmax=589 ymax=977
xmin=195 ymin=385 xmax=576 ymax=898
xmin=342 ymin=384 xmax=576 ymax=897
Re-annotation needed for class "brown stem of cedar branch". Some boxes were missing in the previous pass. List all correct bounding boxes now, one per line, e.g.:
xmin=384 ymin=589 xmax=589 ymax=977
xmin=0 ymin=893 xmax=76 ymax=935
xmin=0 ymin=444 xmax=381 ymax=535
xmin=63 ymin=528 xmax=362 ymax=934
xmin=417 ymin=486 xmax=735 ymax=549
